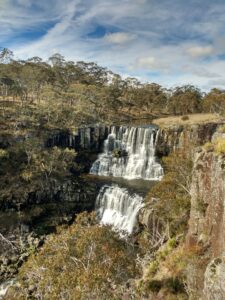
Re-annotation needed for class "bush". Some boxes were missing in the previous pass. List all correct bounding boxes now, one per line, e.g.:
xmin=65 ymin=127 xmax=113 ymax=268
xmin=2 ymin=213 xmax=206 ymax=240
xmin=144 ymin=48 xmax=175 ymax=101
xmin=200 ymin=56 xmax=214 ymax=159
xmin=203 ymin=142 xmax=214 ymax=152
xmin=6 ymin=212 xmax=138 ymax=300
xmin=214 ymin=138 xmax=225 ymax=155
xmin=148 ymin=280 xmax=162 ymax=293
xmin=217 ymin=125 xmax=225 ymax=133
xmin=0 ymin=148 xmax=8 ymax=158
xmin=165 ymin=277 xmax=185 ymax=294
xmin=181 ymin=115 xmax=189 ymax=121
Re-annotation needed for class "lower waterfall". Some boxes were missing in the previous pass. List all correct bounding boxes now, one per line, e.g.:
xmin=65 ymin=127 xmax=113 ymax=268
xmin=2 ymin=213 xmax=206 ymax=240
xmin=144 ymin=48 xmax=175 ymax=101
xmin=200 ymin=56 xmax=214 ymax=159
xmin=96 ymin=185 xmax=144 ymax=234
xmin=0 ymin=279 xmax=14 ymax=299
xmin=90 ymin=126 xmax=163 ymax=180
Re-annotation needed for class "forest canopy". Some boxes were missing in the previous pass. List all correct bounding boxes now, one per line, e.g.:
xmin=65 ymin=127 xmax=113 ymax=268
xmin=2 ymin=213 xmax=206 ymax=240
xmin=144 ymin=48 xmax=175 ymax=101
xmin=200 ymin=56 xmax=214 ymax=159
xmin=1 ymin=47 xmax=225 ymax=128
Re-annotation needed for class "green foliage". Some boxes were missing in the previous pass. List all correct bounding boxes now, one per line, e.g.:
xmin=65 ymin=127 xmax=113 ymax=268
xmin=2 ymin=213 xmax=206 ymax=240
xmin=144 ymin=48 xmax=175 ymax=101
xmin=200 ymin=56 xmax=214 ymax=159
xmin=0 ymin=135 xmax=76 ymax=208
xmin=217 ymin=125 xmax=225 ymax=133
xmin=214 ymin=138 xmax=225 ymax=155
xmin=203 ymin=142 xmax=214 ymax=152
xmin=0 ymin=148 xmax=8 ymax=158
xmin=112 ymin=149 xmax=127 ymax=158
xmin=6 ymin=212 xmax=138 ymax=300
xmin=138 ymin=242 xmax=189 ymax=299
xmin=168 ymin=85 xmax=202 ymax=115
xmin=203 ymin=137 xmax=225 ymax=156
xmin=146 ymin=152 xmax=192 ymax=238
xmin=203 ymin=88 xmax=225 ymax=114
xmin=136 ymin=152 xmax=192 ymax=299
xmin=148 ymin=280 xmax=162 ymax=293
xmin=1 ymin=48 xmax=219 ymax=126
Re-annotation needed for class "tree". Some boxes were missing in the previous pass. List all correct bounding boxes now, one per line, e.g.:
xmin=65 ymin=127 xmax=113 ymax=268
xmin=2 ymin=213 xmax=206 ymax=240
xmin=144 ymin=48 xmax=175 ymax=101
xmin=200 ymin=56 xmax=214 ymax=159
xmin=168 ymin=85 xmax=202 ymax=115
xmin=0 ymin=48 xmax=13 ymax=63
xmin=203 ymin=88 xmax=225 ymax=114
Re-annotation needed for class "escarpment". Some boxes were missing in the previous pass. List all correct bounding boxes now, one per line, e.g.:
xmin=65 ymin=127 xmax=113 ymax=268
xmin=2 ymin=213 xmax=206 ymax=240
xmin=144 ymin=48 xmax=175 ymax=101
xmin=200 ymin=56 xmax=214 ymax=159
xmin=156 ymin=122 xmax=223 ymax=157
xmin=186 ymin=138 xmax=225 ymax=299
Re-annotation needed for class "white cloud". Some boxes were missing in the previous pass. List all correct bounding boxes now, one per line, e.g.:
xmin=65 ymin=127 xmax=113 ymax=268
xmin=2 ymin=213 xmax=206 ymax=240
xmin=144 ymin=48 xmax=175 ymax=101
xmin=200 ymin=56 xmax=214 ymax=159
xmin=1 ymin=0 xmax=225 ymax=90
xmin=104 ymin=32 xmax=136 ymax=44
xmin=207 ymin=79 xmax=225 ymax=87
xmin=182 ymin=65 xmax=220 ymax=78
xmin=186 ymin=45 xmax=214 ymax=58
xmin=134 ymin=56 xmax=169 ymax=72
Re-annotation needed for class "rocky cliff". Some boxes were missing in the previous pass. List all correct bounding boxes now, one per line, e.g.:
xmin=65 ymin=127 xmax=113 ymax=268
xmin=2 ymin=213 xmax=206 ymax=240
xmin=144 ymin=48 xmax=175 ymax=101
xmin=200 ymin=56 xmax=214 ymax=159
xmin=46 ymin=126 xmax=109 ymax=151
xmin=186 ymin=141 xmax=225 ymax=300
xmin=140 ymin=122 xmax=223 ymax=231
xmin=156 ymin=123 xmax=222 ymax=157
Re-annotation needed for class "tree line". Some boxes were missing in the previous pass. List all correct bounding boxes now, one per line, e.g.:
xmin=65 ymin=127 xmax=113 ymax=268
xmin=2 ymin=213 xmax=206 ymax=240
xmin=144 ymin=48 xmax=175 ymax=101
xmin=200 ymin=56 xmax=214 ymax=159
xmin=0 ymin=47 xmax=225 ymax=122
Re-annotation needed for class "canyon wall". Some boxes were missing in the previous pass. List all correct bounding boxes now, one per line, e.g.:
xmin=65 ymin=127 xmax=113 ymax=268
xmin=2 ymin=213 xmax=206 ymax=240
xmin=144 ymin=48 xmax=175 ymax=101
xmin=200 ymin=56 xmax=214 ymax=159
xmin=156 ymin=123 xmax=221 ymax=157
xmin=186 ymin=142 xmax=225 ymax=299
xmin=46 ymin=126 xmax=109 ymax=151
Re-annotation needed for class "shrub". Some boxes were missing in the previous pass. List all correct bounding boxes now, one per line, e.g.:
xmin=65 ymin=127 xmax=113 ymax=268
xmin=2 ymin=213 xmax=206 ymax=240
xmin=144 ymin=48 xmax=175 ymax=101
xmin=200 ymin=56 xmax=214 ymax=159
xmin=203 ymin=142 xmax=214 ymax=152
xmin=148 ymin=280 xmax=162 ymax=293
xmin=165 ymin=277 xmax=185 ymax=294
xmin=214 ymin=138 xmax=225 ymax=155
xmin=6 ymin=212 xmax=138 ymax=300
xmin=217 ymin=125 xmax=225 ymax=133
xmin=0 ymin=149 xmax=8 ymax=158
xmin=181 ymin=115 xmax=189 ymax=121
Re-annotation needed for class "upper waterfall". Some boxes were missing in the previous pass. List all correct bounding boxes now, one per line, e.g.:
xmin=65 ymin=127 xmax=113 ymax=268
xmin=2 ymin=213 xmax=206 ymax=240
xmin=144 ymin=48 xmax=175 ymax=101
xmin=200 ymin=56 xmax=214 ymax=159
xmin=90 ymin=125 xmax=163 ymax=180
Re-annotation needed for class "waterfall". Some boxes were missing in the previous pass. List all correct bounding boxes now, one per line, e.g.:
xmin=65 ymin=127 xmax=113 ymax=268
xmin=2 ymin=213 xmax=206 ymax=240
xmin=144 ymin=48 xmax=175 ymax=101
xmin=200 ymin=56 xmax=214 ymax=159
xmin=90 ymin=126 xmax=163 ymax=180
xmin=91 ymin=125 xmax=163 ymax=234
xmin=96 ymin=185 xmax=144 ymax=234
xmin=0 ymin=279 xmax=14 ymax=299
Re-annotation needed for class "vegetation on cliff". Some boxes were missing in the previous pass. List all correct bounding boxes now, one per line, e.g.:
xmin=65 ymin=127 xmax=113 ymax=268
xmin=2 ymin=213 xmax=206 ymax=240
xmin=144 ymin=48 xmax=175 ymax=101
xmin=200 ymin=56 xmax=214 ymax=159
xmin=137 ymin=151 xmax=193 ymax=299
xmin=6 ymin=212 xmax=138 ymax=300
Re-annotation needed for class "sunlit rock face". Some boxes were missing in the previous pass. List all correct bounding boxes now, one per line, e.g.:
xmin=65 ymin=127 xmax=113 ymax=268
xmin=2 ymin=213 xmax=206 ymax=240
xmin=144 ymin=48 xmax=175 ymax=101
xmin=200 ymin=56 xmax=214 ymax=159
xmin=96 ymin=185 xmax=144 ymax=234
xmin=90 ymin=126 xmax=163 ymax=180
xmin=186 ymin=134 xmax=225 ymax=299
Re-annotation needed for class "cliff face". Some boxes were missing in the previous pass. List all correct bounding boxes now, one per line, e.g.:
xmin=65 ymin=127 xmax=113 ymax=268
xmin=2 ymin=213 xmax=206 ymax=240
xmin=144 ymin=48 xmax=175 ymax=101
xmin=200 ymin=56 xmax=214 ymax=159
xmin=140 ymin=123 xmax=222 ymax=231
xmin=46 ymin=126 xmax=109 ymax=151
xmin=156 ymin=123 xmax=221 ymax=157
xmin=186 ymin=145 xmax=225 ymax=299
xmin=0 ymin=177 xmax=99 ymax=211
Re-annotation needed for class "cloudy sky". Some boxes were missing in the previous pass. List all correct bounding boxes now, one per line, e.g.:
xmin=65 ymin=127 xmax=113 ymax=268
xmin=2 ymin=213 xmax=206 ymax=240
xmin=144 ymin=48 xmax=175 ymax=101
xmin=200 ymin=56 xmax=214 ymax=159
xmin=1 ymin=0 xmax=225 ymax=90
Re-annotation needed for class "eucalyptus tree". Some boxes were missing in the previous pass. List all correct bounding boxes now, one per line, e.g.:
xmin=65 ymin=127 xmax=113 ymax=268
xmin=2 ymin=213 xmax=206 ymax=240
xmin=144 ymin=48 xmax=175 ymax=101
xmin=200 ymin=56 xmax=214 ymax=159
xmin=168 ymin=85 xmax=203 ymax=115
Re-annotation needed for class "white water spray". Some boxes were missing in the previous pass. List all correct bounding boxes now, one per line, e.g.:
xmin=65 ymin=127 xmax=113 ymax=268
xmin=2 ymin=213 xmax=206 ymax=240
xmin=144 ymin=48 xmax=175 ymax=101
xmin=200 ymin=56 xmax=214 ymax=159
xmin=90 ymin=126 xmax=163 ymax=180
xmin=91 ymin=125 xmax=163 ymax=234
xmin=96 ymin=185 xmax=144 ymax=234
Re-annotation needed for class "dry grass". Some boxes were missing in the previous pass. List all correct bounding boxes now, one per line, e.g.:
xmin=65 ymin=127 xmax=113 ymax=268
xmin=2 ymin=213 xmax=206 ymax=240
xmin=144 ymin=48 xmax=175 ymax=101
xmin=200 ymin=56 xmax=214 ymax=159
xmin=153 ymin=113 xmax=224 ymax=127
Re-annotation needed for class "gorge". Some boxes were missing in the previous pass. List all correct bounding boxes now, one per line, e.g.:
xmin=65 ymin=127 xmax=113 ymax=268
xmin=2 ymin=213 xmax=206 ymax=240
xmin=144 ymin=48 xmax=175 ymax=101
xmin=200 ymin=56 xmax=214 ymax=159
xmin=1 ymin=118 xmax=225 ymax=300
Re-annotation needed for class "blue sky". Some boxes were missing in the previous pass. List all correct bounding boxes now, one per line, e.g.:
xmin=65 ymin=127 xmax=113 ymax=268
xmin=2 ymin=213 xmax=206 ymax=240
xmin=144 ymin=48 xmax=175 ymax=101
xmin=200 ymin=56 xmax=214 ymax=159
xmin=1 ymin=0 xmax=225 ymax=90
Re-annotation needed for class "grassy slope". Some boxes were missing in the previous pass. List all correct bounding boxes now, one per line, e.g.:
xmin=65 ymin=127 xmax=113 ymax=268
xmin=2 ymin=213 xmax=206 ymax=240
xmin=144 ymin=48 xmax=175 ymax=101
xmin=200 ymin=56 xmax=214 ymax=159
xmin=153 ymin=113 xmax=224 ymax=127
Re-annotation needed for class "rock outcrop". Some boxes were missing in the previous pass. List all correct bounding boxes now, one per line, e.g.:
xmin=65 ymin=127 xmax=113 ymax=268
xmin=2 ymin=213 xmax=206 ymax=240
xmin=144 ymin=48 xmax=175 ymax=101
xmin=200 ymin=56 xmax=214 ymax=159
xmin=156 ymin=123 xmax=222 ymax=157
xmin=0 ymin=177 xmax=99 ymax=212
xmin=46 ymin=126 xmax=109 ymax=151
xmin=186 ymin=141 xmax=225 ymax=299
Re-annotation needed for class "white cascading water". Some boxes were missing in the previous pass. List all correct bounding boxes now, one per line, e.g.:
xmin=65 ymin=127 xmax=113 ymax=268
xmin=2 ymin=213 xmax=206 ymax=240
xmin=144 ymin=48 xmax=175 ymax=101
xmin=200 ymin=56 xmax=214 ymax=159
xmin=91 ymin=125 xmax=163 ymax=234
xmin=0 ymin=279 xmax=14 ymax=299
xmin=96 ymin=185 xmax=144 ymax=234
xmin=90 ymin=126 xmax=163 ymax=180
